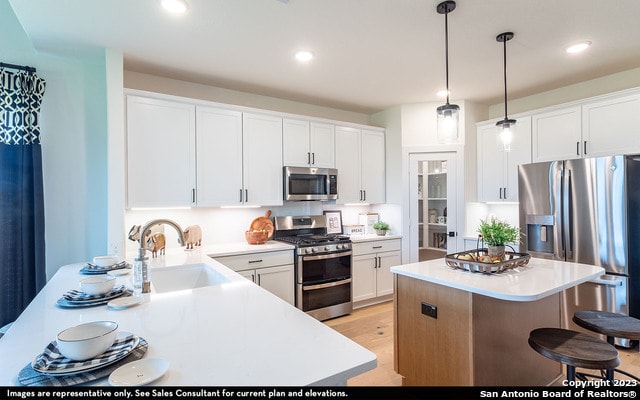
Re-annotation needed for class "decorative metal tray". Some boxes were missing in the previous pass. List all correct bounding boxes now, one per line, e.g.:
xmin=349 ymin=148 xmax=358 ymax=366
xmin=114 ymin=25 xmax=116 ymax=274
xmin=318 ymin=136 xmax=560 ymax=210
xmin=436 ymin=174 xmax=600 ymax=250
xmin=445 ymin=249 xmax=531 ymax=274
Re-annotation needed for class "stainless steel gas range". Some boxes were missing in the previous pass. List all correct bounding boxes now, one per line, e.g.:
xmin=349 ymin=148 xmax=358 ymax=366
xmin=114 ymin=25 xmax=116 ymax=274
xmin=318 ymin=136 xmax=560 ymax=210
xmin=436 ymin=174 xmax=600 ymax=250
xmin=274 ymin=215 xmax=353 ymax=321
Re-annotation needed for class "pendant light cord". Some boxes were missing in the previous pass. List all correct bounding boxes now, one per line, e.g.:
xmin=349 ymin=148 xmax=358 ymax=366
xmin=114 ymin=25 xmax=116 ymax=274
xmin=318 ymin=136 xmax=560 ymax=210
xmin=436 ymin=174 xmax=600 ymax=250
xmin=444 ymin=10 xmax=450 ymax=105
xmin=502 ymin=37 xmax=508 ymax=120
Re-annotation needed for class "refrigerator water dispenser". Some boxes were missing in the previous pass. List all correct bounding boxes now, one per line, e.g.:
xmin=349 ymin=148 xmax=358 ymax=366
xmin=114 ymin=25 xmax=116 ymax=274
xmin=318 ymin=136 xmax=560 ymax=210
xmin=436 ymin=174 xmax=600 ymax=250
xmin=525 ymin=214 xmax=554 ymax=254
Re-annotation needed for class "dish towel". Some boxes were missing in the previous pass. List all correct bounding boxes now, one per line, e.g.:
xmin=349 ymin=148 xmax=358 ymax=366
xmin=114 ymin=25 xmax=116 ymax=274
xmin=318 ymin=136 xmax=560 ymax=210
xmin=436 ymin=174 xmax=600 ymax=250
xmin=17 ymin=337 xmax=148 ymax=386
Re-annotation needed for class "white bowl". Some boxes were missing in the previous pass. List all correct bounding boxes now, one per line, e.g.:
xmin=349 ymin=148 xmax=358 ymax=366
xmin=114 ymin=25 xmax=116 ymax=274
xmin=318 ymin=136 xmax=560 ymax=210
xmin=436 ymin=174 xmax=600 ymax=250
xmin=93 ymin=255 xmax=120 ymax=267
xmin=56 ymin=321 xmax=119 ymax=361
xmin=80 ymin=276 xmax=116 ymax=295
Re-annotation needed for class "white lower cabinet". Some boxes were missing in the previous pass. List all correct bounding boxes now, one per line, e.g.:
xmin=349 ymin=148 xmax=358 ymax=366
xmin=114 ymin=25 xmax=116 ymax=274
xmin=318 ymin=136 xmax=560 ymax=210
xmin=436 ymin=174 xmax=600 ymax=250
xmin=213 ymin=250 xmax=294 ymax=305
xmin=352 ymin=238 xmax=401 ymax=305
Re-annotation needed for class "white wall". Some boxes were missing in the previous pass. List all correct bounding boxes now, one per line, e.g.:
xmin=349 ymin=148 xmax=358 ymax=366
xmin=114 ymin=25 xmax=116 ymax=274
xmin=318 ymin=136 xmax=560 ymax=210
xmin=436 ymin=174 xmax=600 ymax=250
xmin=2 ymin=3 xmax=111 ymax=279
xmin=489 ymin=68 xmax=640 ymax=118
xmin=124 ymin=71 xmax=372 ymax=126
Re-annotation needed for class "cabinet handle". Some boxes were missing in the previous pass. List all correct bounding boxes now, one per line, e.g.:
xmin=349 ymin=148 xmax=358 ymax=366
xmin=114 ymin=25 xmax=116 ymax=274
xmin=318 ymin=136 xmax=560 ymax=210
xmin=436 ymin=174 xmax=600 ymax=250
xmin=312 ymin=152 xmax=315 ymax=165
xmin=192 ymin=188 xmax=196 ymax=203
xmin=359 ymin=190 xmax=363 ymax=201
xmin=503 ymin=187 xmax=507 ymax=199
xmin=584 ymin=141 xmax=587 ymax=155
xmin=372 ymin=246 xmax=383 ymax=249
xmin=363 ymin=190 xmax=366 ymax=201
xmin=499 ymin=187 xmax=503 ymax=199
xmin=377 ymin=256 xmax=381 ymax=268
xmin=248 ymin=259 xmax=263 ymax=264
xmin=576 ymin=141 xmax=580 ymax=156
xmin=239 ymin=189 xmax=243 ymax=203
xmin=245 ymin=189 xmax=248 ymax=203
xmin=307 ymin=152 xmax=311 ymax=164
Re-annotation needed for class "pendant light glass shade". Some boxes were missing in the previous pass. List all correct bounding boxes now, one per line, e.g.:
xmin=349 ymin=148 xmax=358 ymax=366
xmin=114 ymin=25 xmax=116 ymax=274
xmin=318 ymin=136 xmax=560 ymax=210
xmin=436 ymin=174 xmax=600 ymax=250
xmin=436 ymin=1 xmax=459 ymax=143
xmin=496 ymin=32 xmax=515 ymax=151
xmin=496 ymin=118 xmax=516 ymax=151
xmin=437 ymin=103 xmax=460 ymax=143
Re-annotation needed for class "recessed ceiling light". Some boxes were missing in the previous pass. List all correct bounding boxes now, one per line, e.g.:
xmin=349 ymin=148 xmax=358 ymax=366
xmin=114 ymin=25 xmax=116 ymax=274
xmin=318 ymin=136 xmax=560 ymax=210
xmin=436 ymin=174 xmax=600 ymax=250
xmin=161 ymin=0 xmax=189 ymax=14
xmin=295 ymin=50 xmax=315 ymax=63
xmin=436 ymin=89 xmax=450 ymax=98
xmin=565 ymin=41 xmax=591 ymax=54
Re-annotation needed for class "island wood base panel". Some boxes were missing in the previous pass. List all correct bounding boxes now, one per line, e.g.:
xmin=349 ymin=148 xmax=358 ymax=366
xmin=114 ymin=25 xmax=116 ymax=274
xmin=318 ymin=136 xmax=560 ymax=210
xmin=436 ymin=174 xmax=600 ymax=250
xmin=394 ymin=274 xmax=563 ymax=386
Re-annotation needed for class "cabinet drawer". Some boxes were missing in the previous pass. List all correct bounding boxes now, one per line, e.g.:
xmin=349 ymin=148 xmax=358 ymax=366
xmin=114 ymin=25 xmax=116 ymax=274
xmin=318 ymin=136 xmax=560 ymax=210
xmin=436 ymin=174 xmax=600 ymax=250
xmin=213 ymin=250 xmax=293 ymax=272
xmin=352 ymin=238 xmax=401 ymax=255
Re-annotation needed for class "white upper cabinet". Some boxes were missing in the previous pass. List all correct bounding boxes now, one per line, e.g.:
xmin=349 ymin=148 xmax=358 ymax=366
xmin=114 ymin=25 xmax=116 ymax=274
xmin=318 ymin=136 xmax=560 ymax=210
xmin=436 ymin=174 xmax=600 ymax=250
xmin=532 ymin=106 xmax=582 ymax=162
xmin=242 ymin=113 xmax=284 ymax=206
xmin=198 ymin=110 xmax=282 ymax=207
xmin=309 ymin=122 xmax=335 ymax=167
xmin=531 ymin=90 xmax=640 ymax=162
xmin=335 ymin=126 xmax=386 ymax=204
xmin=477 ymin=116 xmax=531 ymax=202
xmin=335 ymin=126 xmax=361 ymax=204
xmin=361 ymin=129 xmax=386 ymax=204
xmin=283 ymin=118 xmax=335 ymax=167
xmin=581 ymin=93 xmax=640 ymax=157
xmin=126 ymin=95 xmax=196 ymax=208
xmin=195 ymin=106 xmax=243 ymax=207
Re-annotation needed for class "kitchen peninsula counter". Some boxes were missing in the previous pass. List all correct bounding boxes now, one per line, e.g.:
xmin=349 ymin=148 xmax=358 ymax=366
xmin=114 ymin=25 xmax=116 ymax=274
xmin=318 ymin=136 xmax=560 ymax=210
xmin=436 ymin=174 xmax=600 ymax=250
xmin=0 ymin=249 xmax=376 ymax=386
xmin=391 ymin=257 xmax=604 ymax=386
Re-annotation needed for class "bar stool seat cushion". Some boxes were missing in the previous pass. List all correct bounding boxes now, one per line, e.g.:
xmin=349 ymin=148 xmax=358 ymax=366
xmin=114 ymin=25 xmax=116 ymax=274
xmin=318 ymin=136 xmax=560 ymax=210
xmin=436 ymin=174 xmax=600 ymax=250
xmin=573 ymin=310 xmax=640 ymax=341
xmin=528 ymin=328 xmax=619 ymax=371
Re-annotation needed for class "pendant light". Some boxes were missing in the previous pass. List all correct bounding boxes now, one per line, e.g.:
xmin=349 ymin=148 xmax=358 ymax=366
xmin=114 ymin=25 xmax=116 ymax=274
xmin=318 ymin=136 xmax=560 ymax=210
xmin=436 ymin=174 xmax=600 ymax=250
xmin=496 ymin=32 xmax=516 ymax=151
xmin=436 ymin=1 xmax=460 ymax=143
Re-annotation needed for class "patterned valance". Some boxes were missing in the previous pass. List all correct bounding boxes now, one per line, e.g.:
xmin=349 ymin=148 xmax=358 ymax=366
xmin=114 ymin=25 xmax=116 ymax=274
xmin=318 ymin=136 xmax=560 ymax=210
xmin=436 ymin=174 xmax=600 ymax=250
xmin=0 ymin=69 xmax=46 ymax=145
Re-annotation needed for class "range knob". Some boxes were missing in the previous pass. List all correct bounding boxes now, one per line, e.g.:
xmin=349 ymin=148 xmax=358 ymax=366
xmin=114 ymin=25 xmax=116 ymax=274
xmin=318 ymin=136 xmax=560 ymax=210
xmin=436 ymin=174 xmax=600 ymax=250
xmin=305 ymin=248 xmax=313 ymax=254
xmin=336 ymin=244 xmax=344 ymax=250
xmin=312 ymin=247 xmax=318 ymax=253
xmin=325 ymin=245 xmax=331 ymax=251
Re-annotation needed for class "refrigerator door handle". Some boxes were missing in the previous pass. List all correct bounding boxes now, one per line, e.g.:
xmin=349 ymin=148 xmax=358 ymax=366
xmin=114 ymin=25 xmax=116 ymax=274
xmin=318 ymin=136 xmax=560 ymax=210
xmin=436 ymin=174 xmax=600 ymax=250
xmin=563 ymin=168 xmax=574 ymax=259
xmin=589 ymin=276 xmax=624 ymax=287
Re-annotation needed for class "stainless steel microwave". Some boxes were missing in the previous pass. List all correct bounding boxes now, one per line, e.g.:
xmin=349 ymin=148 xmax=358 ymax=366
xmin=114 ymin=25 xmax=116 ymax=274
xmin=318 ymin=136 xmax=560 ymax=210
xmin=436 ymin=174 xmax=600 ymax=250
xmin=283 ymin=166 xmax=338 ymax=201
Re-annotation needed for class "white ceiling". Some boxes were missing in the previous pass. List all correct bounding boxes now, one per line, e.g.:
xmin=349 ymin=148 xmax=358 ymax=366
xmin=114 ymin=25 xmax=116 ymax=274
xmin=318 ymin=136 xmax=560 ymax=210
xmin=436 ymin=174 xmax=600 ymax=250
xmin=9 ymin=0 xmax=640 ymax=114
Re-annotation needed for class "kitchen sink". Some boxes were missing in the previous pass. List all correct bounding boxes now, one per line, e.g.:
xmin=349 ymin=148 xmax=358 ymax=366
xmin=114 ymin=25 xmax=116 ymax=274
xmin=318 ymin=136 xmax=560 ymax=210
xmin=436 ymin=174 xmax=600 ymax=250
xmin=151 ymin=263 xmax=230 ymax=293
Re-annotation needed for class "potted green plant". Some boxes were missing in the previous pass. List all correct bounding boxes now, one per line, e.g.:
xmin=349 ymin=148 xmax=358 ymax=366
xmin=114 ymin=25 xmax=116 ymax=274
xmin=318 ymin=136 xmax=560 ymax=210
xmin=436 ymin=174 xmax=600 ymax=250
xmin=373 ymin=221 xmax=390 ymax=236
xmin=477 ymin=218 xmax=521 ymax=258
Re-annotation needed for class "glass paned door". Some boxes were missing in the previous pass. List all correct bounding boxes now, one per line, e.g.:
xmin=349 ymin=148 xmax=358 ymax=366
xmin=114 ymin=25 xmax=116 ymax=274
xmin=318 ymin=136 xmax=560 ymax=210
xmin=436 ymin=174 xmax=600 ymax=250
xmin=409 ymin=152 xmax=457 ymax=263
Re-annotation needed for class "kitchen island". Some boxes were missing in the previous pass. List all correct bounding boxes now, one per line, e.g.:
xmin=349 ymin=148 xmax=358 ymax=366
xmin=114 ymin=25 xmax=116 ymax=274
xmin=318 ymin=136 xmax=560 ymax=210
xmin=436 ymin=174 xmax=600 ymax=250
xmin=391 ymin=257 xmax=604 ymax=386
xmin=0 ymin=246 xmax=377 ymax=386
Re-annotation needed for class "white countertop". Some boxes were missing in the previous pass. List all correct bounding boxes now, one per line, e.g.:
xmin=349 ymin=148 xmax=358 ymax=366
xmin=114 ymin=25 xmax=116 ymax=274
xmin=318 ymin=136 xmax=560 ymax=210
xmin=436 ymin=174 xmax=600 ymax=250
xmin=0 ymin=249 xmax=376 ymax=386
xmin=391 ymin=256 xmax=605 ymax=302
xmin=348 ymin=234 xmax=402 ymax=242
xmin=200 ymin=240 xmax=294 ymax=257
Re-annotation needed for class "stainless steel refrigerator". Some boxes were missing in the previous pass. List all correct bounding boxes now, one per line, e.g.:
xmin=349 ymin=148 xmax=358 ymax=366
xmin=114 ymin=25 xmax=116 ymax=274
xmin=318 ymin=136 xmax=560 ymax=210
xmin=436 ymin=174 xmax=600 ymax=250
xmin=518 ymin=155 xmax=640 ymax=347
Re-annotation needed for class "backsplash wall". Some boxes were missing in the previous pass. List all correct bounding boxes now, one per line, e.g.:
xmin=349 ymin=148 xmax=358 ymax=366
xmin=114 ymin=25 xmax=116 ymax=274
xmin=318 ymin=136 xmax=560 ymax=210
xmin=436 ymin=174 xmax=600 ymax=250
xmin=123 ymin=202 xmax=401 ymax=255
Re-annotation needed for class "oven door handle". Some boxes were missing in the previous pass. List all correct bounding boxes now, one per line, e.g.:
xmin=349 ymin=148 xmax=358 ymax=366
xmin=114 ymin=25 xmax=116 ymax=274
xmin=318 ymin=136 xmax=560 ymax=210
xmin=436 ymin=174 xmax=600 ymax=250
xmin=301 ymin=251 xmax=352 ymax=261
xmin=303 ymin=278 xmax=352 ymax=291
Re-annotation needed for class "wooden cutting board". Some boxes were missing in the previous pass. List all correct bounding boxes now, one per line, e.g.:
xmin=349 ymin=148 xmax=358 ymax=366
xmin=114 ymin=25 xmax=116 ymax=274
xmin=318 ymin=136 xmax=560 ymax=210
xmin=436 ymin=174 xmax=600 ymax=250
xmin=249 ymin=210 xmax=274 ymax=239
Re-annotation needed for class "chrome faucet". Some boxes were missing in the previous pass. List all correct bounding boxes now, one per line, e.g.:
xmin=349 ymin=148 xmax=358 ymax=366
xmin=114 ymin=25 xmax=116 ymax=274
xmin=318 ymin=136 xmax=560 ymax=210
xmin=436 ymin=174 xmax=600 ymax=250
xmin=135 ymin=219 xmax=186 ymax=293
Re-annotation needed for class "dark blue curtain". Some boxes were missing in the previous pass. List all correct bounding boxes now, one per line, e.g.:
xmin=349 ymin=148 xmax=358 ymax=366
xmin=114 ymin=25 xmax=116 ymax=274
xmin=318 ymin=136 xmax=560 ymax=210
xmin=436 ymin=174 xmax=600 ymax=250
xmin=0 ymin=68 xmax=46 ymax=327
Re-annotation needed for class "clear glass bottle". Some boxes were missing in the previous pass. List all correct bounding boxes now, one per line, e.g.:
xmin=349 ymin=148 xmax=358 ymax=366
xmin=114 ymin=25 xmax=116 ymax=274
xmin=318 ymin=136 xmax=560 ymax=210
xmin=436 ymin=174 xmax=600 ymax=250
xmin=132 ymin=259 xmax=144 ymax=296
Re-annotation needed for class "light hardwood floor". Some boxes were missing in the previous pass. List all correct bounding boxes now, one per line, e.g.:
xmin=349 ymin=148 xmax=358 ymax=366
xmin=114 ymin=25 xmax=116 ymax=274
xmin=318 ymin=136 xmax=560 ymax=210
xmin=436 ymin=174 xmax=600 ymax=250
xmin=324 ymin=301 xmax=402 ymax=386
xmin=324 ymin=300 xmax=640 ymax=386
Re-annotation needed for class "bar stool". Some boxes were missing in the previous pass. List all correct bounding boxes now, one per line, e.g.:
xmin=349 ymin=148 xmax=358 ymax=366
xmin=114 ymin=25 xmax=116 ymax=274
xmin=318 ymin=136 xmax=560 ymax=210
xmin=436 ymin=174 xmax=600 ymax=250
xmin=528 ymin=328 xmax=620 ymax=382
xmin=573 ymin=310 xmax=640 ymax=380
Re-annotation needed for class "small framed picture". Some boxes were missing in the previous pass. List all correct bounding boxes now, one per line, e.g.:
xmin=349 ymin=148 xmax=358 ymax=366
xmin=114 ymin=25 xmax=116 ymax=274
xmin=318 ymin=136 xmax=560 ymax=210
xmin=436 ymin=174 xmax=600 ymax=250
xmin=323 ymin=210 xmax=343 ymax=235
